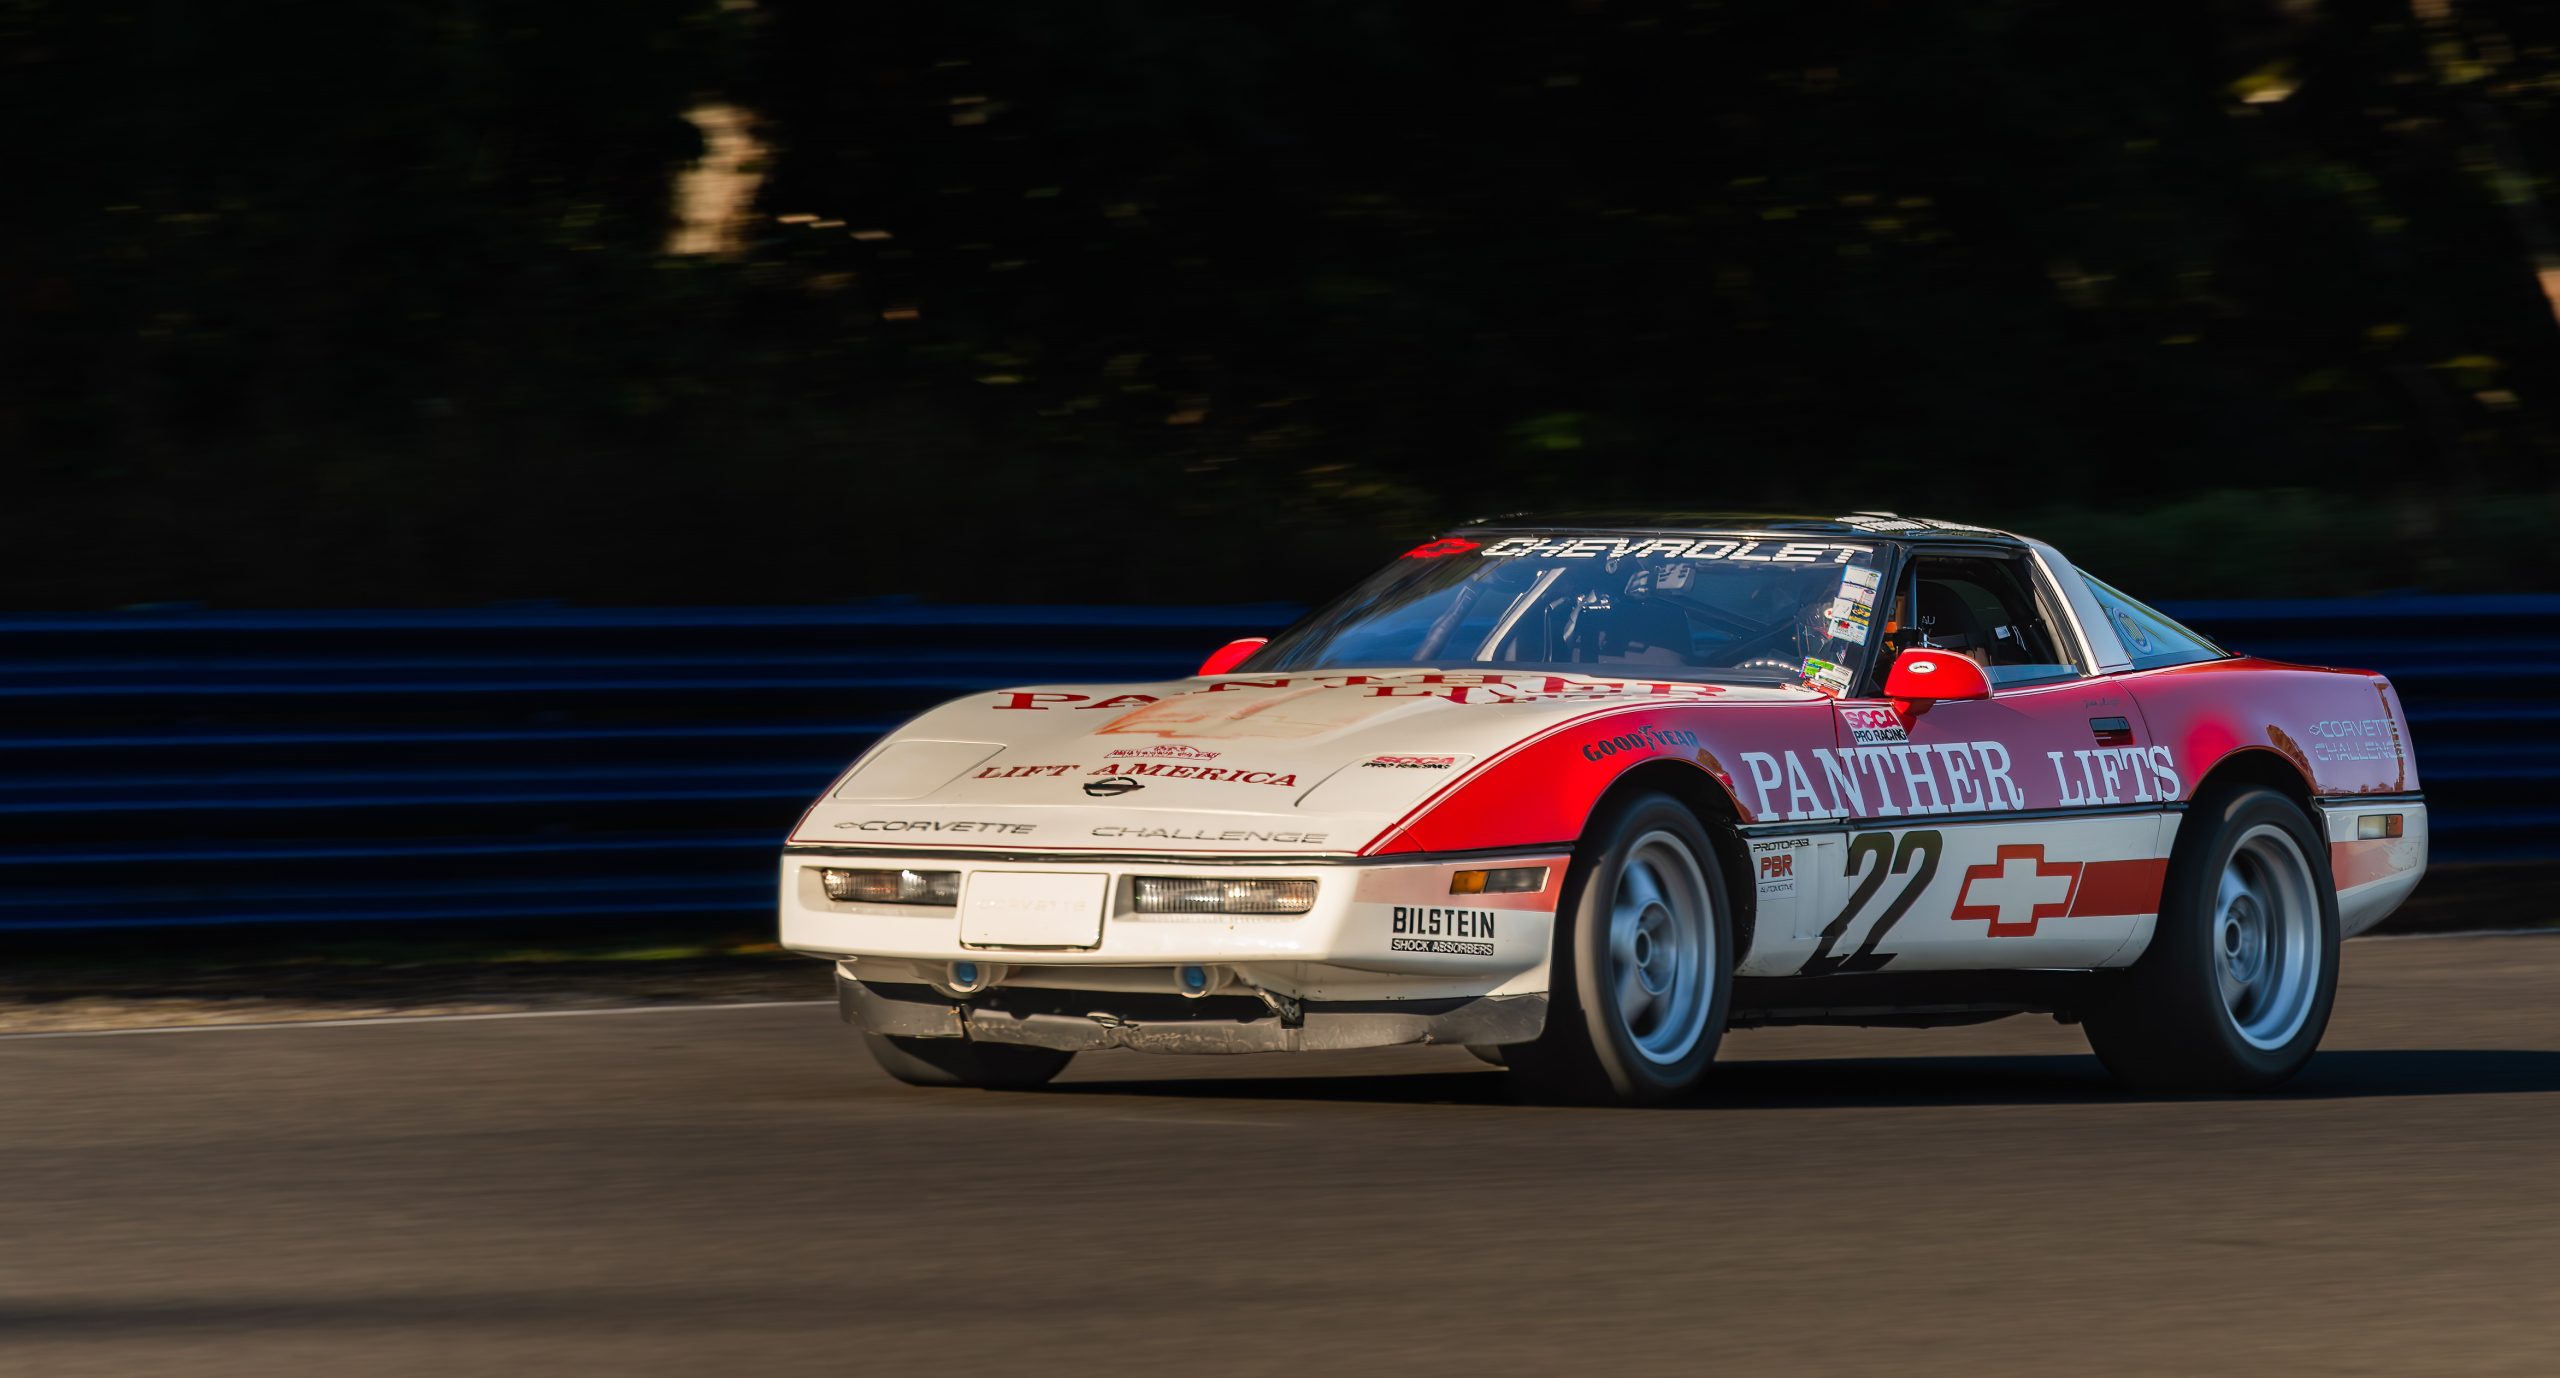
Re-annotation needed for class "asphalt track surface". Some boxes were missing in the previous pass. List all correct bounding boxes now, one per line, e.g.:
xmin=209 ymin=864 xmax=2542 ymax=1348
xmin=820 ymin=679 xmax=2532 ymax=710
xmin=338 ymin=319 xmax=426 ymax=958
xmin=7 ymin=935 xmax=2557 ymax=1377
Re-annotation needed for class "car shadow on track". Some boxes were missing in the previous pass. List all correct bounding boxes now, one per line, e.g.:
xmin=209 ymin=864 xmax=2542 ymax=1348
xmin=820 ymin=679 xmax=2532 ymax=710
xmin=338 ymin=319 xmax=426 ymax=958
xmin=1048 ymin=1048 xmax=2560 ymax=1109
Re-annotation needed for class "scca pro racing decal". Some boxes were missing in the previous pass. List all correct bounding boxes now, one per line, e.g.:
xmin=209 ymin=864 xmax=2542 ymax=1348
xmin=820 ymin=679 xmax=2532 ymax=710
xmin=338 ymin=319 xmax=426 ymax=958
xmin=1391 ymin=907 xmax=1497 ymax=956
xmin=1839 ymin=705 xmax=1907 ymax=746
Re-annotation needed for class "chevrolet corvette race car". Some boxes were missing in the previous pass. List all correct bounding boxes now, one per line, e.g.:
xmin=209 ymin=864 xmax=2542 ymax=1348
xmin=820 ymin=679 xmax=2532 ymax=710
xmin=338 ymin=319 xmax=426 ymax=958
xmin=780 ymin=513 xmax=2426 ymax=1104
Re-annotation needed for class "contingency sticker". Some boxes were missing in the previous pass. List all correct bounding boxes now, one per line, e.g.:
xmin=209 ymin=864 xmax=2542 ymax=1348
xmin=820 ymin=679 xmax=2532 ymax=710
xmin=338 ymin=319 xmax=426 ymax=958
xmin=1839 ymin=704 xmax=1908 ymax=746
xmin=1801 ymin=657 xmax=1855 ymax=698
xmin=1824 ymin=564 xmax=1881 ymax=644
xmin=1750 ymin=838 xmax=1808 ymax=900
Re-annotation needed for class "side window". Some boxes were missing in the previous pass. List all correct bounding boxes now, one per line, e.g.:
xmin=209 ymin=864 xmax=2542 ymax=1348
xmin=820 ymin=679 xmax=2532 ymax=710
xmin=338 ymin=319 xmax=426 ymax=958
xmin=1885 ymin=555 xmax=2079 ymax=687
xmin=2083 ymin=575 xmax=2227 ymax=671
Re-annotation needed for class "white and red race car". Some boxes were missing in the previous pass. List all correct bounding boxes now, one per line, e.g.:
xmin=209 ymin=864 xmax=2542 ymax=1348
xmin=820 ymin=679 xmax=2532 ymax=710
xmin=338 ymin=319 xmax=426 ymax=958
xmin=780 ymin=514 xmax=2426 ymax=1103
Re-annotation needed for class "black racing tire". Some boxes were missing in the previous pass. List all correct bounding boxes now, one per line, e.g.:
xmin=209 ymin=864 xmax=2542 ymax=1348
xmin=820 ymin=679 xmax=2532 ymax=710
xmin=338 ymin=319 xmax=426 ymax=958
xmin=2082 ymin=786 xmax=2339 ymax=1092
xmin=862 ymin=1032 xmax=1075 ymax=1090
xmin=1505 ymin=791 xmax=1734 ymax=1105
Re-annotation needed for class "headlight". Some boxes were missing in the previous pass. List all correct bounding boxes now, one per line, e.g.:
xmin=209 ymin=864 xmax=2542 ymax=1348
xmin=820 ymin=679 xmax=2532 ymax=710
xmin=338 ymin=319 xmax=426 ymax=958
xmin=819 ymin=868 xmax=961 ymax=905
xmin=1129 ymin=877 xmax=1318 ymax=915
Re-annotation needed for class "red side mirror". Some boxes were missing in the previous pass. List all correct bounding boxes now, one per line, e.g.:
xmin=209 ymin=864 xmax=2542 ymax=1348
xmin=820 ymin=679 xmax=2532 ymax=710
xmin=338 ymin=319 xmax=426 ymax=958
xmin=1197 ymin=637 xmax=1267 ymax=676
xmin=1882 ymin=646 xmax=1992 ymax=707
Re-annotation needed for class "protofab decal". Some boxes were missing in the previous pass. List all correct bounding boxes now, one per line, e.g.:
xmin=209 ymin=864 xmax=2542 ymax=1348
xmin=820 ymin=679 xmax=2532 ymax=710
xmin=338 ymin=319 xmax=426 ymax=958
xmin=1361 ymin=754 xmax=1461 ymax=770
xmin=1750 ymin=837 xmax=1808 ymax=900
xmin=1475 ymin=535 xmax=1869 ymax=564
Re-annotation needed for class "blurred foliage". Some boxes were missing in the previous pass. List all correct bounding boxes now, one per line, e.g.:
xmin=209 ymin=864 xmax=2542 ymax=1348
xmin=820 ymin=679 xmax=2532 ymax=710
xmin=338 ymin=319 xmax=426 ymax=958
xmin=10 ymin=0 xmax=2560 ymax=607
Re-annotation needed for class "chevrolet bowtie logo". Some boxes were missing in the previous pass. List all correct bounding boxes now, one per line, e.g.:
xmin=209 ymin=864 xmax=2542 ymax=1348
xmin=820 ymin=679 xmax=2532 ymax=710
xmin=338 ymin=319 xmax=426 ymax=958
xmin=1082 ymin=777 xmax=1145 ymax=797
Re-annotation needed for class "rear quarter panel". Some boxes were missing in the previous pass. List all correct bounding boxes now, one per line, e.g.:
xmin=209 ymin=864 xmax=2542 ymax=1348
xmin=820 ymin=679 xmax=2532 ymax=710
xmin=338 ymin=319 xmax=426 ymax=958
xmin=2125 ymin=658 xmax=2420 ymax=799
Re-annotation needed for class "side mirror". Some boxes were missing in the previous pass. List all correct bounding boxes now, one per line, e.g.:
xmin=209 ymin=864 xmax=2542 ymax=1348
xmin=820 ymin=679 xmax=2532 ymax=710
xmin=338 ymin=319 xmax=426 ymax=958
xmin=1197 ymin=637 xmax=1268 ymax=676
xmin=1882 ymin=646 xmax=1991 ymax=707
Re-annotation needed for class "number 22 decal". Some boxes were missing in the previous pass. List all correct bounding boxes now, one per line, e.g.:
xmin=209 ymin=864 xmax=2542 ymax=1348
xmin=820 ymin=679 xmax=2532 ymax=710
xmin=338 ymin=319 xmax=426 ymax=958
xmin=1797 ymin=830 xmax=1942 ymax=976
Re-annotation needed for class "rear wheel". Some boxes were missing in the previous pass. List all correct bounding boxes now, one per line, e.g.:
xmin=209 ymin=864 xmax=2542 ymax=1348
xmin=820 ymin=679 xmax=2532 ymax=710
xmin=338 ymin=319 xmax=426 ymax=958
xmin=1506 ymin=792 xmax=1733 ymax=1105
xmin=862 ymin=1032 xmax=1075 ymax=1090
xmin=2082 ymin=786 xmax=2337 ymax=1091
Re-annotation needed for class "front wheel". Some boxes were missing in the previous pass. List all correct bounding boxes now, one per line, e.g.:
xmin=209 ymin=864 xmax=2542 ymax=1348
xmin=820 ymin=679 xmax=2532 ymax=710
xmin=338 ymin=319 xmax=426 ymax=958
xmin=2082 ymin=786 xmax=2338 ymax=1091
xmin=1506 ymin=793 xmax=1733 ymax=1105
xmin=862 ymin=1032 xmax=1075 ymax=1090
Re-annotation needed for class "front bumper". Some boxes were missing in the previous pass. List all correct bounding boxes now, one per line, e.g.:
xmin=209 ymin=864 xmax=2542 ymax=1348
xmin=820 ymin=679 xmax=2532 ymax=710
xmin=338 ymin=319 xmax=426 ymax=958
xmin=781 ymin=845 xmax=1568 ymax=1021
xmin=839 ymin=973 xmax=1547 ymax=1054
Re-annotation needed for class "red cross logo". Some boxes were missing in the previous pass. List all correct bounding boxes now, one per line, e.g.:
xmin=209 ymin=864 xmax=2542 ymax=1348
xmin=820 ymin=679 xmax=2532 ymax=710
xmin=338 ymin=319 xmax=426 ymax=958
xmin=1951 ymin=844 xmax=2084 ymax=937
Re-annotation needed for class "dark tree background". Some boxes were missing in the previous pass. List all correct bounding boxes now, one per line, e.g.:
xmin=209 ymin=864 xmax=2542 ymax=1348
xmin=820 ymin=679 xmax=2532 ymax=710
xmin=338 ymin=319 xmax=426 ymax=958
xmin=9 ymin=0 xmax=2560 ymax=607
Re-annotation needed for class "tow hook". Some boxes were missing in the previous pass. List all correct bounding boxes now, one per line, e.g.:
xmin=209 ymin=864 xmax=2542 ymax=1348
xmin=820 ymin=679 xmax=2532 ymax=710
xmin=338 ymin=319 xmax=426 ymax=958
xmin=1254 ymin=988 xmax=1305 ymax=1029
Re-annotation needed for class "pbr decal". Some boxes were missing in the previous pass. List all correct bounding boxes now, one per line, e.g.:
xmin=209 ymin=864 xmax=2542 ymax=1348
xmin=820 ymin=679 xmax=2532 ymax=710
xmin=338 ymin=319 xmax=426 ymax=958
xmin=1476 ymin=535 xmax=1870 ymax=564
xmin=1839 ymin=705 xmax=1908 ymax=746
xmin=1402 ymin=537 xmax=1482 ymax=559
xmin=2045 ymin=746 xmax=2182 ymax=806
xmin=1949 ymin=844 xmax=2170 ymax=936
xmin=1750 ymin=837 xmax=1808 ymax=900
xmin=1580 ymin=724 xmax=1701 ymax=762
xmin=1391 ymin=906 xmax=1498 ymax=956
xmin=1738 ymin=743 xmax=2028 ymax=821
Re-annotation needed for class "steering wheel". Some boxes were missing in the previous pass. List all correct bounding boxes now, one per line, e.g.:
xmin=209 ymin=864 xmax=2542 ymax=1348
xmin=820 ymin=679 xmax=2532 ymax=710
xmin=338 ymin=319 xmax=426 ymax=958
xmin=1716 ymin=621 xmax=1805 ymax=666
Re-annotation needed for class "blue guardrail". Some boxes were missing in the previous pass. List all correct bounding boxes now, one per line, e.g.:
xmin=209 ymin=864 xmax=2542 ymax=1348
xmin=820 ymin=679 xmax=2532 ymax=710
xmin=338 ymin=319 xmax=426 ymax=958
xmin=0 ymin=596 xmax=2540 ymax=933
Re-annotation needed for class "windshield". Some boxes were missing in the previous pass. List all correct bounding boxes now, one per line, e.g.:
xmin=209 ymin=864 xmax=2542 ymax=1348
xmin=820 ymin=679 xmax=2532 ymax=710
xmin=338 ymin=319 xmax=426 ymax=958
xmin=1244 ymin=531 xmax=1890 ymax=693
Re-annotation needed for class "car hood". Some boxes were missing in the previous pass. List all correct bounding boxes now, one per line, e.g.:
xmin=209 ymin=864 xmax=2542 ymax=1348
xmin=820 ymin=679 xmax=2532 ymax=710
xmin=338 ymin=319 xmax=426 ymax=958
xmin=789 ymin=669 xmax=1814 ymax=854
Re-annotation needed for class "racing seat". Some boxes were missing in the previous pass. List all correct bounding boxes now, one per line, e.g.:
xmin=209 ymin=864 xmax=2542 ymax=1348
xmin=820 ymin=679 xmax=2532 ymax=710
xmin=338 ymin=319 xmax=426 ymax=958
xmin=1912 ymin=579 xmax=1996 ymax=662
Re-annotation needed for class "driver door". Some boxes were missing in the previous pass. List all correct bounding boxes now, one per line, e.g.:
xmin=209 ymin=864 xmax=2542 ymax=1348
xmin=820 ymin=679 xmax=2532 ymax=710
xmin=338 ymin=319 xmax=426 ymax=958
xmin=1795 ymin=550 xmax=2174 ymax=974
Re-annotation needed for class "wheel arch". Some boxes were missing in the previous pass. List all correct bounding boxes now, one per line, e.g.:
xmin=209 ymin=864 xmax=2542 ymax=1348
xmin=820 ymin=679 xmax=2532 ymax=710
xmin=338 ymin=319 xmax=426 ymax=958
xmin=2185 ymin=745 xmax=2316 ymax=818
xmin=1584 ymin=759 xmax=1756 ymax=963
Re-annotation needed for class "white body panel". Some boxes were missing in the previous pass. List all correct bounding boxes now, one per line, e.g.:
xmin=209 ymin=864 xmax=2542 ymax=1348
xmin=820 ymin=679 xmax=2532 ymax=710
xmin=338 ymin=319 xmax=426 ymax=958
xmin=791 ymin=671 xmax=1805 ymax=856
xmin=784 ymin=849 xmax=1570 ymax=1003
xmin=1737 ymin=812 xmax=2178 ymax=975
